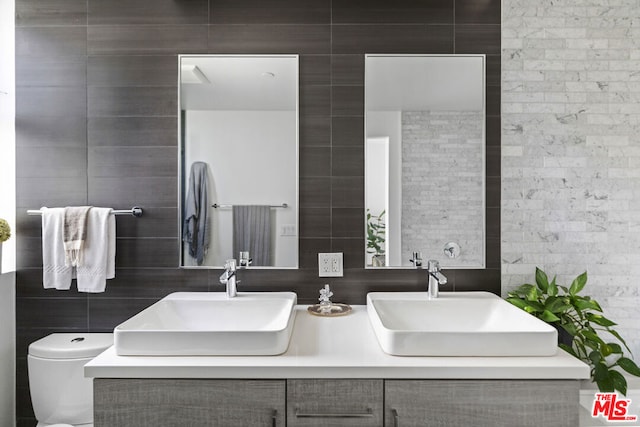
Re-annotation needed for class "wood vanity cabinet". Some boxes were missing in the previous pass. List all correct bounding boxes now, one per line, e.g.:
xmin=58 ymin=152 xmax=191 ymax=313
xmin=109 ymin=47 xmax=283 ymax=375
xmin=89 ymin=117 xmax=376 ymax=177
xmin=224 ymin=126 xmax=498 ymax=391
xmin=94 ymin=379 xmax=285 ymax=426
xmin=287 ymin=379 xmax=383 ymax=426
xmin=384 ymin=380 xmax=579 ymax=427
xmin=94 ymin=378 xmax=580 ymax=426
xmin=94 ymin=378 xmax=383 ymax=426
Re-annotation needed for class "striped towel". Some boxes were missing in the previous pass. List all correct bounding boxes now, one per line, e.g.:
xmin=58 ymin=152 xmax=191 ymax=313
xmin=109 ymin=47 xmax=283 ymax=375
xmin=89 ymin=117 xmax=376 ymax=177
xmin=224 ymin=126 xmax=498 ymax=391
xmin=63 ymin=206 xmax=91 ymax=267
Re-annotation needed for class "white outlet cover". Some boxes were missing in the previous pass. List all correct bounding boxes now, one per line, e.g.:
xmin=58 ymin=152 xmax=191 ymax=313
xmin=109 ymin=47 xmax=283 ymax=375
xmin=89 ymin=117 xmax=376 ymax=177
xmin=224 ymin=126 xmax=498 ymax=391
xmin=318 ymin=253 xmax=343 ymax=277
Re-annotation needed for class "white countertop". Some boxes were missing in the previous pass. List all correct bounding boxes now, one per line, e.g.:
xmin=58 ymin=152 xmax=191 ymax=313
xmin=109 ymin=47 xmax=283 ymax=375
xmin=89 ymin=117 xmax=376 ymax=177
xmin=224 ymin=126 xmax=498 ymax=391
xmin=85 ymin=305 xmax=590 ymax=380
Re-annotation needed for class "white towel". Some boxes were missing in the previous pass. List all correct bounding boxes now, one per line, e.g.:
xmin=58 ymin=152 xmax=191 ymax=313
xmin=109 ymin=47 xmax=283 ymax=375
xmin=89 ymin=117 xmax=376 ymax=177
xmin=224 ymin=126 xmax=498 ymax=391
xmin=42 ymin=207 xmax=73 ymax=290
xmin=42 ymin=207 xmax=116 ymax=293
xmin=76 ymin=208 xmax=115 ymax=293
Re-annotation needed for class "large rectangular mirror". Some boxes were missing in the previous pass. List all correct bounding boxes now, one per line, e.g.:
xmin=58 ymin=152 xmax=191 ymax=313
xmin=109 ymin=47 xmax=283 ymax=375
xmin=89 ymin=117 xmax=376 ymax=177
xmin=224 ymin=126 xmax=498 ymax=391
xmin=179 ymin=55 xmax=299 ymax=268
xmin=365 ymin=54 xmax=485 ymax=269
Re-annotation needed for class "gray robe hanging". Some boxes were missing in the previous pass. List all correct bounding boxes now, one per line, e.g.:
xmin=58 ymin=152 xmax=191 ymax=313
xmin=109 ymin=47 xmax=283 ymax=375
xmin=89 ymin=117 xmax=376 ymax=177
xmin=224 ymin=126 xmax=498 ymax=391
xmin=183 ymin=162 xmax=210 ymax=265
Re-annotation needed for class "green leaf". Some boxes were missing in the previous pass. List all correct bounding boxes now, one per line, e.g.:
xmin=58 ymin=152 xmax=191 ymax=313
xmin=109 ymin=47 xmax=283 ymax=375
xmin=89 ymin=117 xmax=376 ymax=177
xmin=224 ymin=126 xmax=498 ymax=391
xmin=601 ymin=344 xmax=613 ymax=357
xmin=540 ymin=310 xmax=561 ymax=323
xmin=589 ymin=351 xmax=602 ymax=365
xmin=617 ymin=357 xmax=640 ymax=377
xmin=559 ymin=343 xmax=577 ymax=357
xmin=609 ymin=370 xmax=628 ymax=396
xmin=506 ymin=298 xmax=532 ymax=311
xmin=535 ymin=267 xmax=549 ymax=292
xmin=574 ymin=339 xmax=588 ymax=359
xmin=508 ymin=284 xmax=535 ymax=299
xmin=524 ymin=300 xmax=546 ymax=312
xmin=561 ymin=322 xmax=578 ymax=336
xmin=569 ymin=271 xmax=588 ymax=296
xmin=607 ymin=343 xmax=623 ymax=354
xmin=545 ymin=296 xmax=571 ymax=314
xmin=582 ymin=330 xmax=605 ymax=346
xmin=586 ymin=313 xmax=617 ymax=327
xmin=596 ymin=377 xmax=614 ymax=393
xmin=594 ymin=363 xmax=613 ymax=392
xmin=608 ymin=329 xmax=632 ymax=353
xmin=548 ymin=276 xmax=558 ymax=297
xmin=525 ymin=286 xmax=540 ymax=302
xmin=583 ymin=339 xmax=600 ymax=352
xmin=506 ymin=298 xmax=547 ymax=316
xmin=574 ymin=298 xmax=602 ymax=312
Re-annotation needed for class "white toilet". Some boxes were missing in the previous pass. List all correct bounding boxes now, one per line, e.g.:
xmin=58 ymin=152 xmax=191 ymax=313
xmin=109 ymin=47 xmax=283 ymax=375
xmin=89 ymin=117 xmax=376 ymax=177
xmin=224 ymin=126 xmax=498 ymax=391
xmin=28 ymin=333 xmax=114 ymax=427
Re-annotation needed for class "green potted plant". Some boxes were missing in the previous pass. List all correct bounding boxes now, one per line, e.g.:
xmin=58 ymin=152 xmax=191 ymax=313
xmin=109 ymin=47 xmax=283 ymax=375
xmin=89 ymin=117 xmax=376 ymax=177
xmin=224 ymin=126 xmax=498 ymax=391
xmin=366 ymin=209 xmax=386 ymax=267
xmin=507 ymin=267 xmax=640 ymax=395
xmin=0 ymin=218 xmax=10 ymax=273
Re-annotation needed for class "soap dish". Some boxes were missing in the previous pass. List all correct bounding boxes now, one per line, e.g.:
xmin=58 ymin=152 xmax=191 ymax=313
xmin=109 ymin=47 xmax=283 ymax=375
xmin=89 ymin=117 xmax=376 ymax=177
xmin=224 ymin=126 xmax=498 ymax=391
xmin=307 ymin=303 xmax=352 ymax=317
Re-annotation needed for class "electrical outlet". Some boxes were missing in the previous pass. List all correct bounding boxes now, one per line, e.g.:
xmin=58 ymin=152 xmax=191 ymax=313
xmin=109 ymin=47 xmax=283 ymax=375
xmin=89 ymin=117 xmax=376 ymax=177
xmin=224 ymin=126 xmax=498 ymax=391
xmin=331 ymin=254 xmax=342 ymax=273
xmin=318 ymin=252 xmax=343 ymax=277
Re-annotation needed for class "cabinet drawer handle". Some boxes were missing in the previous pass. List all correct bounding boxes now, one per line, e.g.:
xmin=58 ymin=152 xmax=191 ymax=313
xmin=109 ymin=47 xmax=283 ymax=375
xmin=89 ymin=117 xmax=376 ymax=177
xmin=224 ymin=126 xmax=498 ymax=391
xmin=272 ymin=409 xmax=278 ymax=427
xmin=295 ymin=407 xmax=374 ymax=418
xmin=392 ymin=408 xmax=399 ymax=427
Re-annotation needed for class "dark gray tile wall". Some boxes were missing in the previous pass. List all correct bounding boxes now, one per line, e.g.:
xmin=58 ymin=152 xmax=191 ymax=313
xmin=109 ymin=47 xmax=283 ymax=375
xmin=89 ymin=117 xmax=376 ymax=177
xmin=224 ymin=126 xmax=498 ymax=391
xmin=15 ymin=0 xmax=501 ymax=422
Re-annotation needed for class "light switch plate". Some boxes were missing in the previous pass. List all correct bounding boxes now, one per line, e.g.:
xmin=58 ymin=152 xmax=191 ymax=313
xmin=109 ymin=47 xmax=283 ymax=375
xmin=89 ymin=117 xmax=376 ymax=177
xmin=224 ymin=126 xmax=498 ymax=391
xmin=318 ymin=253 xmax=343 ymax=277
xmin=280 ymin=224 xmax=296 ymax=236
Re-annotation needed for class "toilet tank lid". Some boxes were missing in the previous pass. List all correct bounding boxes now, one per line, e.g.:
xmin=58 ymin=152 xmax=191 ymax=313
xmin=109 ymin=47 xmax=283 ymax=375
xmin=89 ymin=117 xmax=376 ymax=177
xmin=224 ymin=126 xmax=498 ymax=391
xmin=29 ymin=333 xmax=114 ymax=359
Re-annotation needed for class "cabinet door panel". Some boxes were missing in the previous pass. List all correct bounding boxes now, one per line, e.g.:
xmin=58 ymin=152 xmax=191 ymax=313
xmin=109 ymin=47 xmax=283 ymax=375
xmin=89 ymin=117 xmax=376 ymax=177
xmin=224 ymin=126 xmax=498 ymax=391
xmin=288 ymin=379 xmax=383 ymax=426
xmin=94 ymin=378 xmax=285 ymax=426
xmin=385 ymin=379 xmax=579 ymax=427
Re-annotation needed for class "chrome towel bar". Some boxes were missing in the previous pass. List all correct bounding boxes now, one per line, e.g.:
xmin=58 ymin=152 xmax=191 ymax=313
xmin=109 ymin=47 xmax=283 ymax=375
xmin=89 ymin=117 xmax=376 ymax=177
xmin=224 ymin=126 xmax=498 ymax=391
xmin=212 ymin=203 xmax=288 ymax=209
xmin=27 ymin=206 xmax=143 ymax=217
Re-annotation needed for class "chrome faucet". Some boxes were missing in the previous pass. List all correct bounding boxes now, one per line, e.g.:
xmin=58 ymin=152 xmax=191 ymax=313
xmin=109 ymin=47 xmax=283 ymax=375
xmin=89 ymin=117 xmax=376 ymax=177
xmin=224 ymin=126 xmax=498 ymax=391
xmin=409 ymin=251 xmax=423 ymax=268
xmin=238 ymin=251 xmax=252 ymax=268
xmin=427 ymin=259 xmax=447 ymax=299
xmin=219 ymin=259 xmax=238 ymax=298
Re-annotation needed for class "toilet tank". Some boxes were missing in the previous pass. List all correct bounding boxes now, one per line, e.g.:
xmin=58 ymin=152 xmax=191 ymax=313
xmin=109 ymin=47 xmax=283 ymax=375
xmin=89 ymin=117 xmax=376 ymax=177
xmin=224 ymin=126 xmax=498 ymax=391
xmin=28 ymin=333 xmax=113 ymax=425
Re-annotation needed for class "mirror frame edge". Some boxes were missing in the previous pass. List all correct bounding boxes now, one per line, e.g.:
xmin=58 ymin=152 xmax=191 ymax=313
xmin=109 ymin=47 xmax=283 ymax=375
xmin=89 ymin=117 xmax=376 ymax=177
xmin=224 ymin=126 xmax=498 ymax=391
xmin=363 ymin=53 xmax=487 ymax=270
xmin=177 ymin=54 xmax=300 ymax=270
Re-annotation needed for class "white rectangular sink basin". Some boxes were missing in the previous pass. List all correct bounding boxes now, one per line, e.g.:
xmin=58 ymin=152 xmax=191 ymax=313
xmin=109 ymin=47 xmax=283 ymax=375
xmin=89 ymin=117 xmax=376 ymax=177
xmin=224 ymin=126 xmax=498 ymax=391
xmin=367 ymin=292 xmax=557 ymax=357
xmin=114 ymin=292 xmax=297 ymax=356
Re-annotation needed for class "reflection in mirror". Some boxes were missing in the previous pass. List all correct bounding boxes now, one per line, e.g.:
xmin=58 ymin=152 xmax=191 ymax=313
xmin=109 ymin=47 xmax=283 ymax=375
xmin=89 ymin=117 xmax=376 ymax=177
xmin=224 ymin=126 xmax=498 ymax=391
xmin=179 ymin=55 xmax=299 ymax=269
xmin=365 ymin=55 xmax=485 ymax=269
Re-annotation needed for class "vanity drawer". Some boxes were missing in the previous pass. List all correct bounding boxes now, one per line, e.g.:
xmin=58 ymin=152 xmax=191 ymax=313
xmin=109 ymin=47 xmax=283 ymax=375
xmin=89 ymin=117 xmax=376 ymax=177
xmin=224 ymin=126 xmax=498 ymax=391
xmin=287 ymin=379 xmax=383 ymax=427
xmin=385 ymin=379 xmax=579 ymax=427
xmin=94 ymin=379 xmax=285 ymax=427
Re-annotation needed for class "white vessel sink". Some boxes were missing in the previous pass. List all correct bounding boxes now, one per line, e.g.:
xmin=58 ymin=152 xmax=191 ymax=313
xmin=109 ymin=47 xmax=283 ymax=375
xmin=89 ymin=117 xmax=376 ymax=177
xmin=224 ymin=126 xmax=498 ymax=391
xmin=367 ymin=292 xmax=558 ymax=357
xmin=114 ymin=292 xmax=297 ymax=356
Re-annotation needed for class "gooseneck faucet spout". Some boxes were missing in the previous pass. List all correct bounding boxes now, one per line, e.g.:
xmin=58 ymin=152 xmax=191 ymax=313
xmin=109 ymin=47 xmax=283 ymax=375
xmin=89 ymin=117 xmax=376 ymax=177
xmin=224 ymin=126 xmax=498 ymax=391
xmin=427 ymin=259 xmax=447 ymax=299
xmin=219 ymin=259 xmax=238 ymax=298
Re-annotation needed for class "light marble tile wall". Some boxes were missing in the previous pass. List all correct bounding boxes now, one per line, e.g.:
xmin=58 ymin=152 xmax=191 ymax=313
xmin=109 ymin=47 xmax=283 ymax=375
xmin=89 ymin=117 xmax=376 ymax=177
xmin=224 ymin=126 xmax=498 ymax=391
xmin=502 ymin=0 xmax=640 ymax=356
xmin=402 ymin=111 xmax=484 ymax=267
